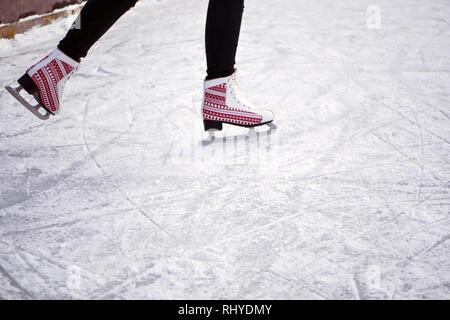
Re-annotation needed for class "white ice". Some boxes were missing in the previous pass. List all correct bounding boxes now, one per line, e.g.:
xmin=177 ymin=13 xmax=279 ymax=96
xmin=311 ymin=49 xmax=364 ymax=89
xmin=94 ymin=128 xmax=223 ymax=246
xmin=0 ymin=0 xmax=449 ymax=299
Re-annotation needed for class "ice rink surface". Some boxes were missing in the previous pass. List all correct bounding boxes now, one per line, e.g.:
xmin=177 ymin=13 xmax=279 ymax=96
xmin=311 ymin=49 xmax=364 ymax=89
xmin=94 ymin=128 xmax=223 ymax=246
xmin=0 ymin=0 xmax=449 ymax=299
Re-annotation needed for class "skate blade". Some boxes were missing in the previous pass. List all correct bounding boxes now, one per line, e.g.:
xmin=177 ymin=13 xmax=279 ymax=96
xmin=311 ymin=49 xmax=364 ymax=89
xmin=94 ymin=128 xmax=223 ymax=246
xmin=203 ymin=119 xmax=276 ymax=132
xmin=202 ymin=122 xmax=277 ymax=146
xmin=5 ymin=85 xmax=51 ymax=120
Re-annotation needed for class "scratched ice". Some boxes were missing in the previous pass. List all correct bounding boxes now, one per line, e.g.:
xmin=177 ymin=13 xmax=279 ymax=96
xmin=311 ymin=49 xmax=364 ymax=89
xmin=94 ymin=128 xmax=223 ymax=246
xmin=0 ymin=0 xmax=449 ymax=299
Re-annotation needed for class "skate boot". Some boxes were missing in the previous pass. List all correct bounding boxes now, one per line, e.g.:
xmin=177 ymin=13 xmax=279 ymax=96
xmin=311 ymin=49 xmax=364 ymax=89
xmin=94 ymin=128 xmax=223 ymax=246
xmin=5 ymin=48 xmax=80 ymax=120
xmin=202 ymin=71 xmax=274 ymax=132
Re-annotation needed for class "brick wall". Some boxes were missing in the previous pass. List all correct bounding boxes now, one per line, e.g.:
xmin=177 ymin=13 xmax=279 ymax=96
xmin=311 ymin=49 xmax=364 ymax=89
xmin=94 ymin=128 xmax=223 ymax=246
xmin=0 ymin=0 xmax=83 ymax=24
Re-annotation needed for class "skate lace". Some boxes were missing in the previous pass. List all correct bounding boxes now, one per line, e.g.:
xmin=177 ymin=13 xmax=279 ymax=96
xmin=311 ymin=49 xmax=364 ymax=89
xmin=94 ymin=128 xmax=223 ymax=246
xmin=57 ymin=64 xmax=79 ymax=97
xmin=229 ymin=71 xmax=255 ymax=111
xmin=66 ymin=65 xmax=79 ymax=81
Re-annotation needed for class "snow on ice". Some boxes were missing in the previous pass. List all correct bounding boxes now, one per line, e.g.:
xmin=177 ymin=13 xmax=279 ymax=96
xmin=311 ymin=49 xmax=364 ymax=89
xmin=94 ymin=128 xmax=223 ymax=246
xmin=0 ymin=0 xmax=449 ymax=299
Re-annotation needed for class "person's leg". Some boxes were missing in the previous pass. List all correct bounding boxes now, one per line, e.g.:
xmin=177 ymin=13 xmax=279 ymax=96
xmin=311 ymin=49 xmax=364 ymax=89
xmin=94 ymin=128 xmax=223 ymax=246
xmin=9 ymin=0 xmax=140 ymax=118
xmin=58 ymin=0 xmax=139 ymax=62
xmin=205 ymin=0 xmax=244 ymax=80
xmin=202 ymin=0 xmax=273 ymax=132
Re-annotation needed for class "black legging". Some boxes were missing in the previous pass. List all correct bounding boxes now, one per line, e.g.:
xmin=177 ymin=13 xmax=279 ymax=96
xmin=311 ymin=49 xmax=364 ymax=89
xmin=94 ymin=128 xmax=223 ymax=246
xmin=58 ymin=0 xmax=244 ymax=79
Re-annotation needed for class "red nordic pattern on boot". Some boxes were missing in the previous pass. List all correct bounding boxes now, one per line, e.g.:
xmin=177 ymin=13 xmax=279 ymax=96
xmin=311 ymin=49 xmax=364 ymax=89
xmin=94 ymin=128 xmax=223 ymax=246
xmin=25 ymin=49 xmax=79 ymax=114
xmin=203 ymin=83 xmax=263 ymax=126
xmin=29 ymin=59 xmax=74 ymax=113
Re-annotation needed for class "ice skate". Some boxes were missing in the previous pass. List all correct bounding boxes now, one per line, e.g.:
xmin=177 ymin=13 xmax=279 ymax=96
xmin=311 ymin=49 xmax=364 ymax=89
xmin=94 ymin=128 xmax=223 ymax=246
xmin=202 ymin=71 xmax=274 ymax=135
xmin=5 ymin=48 xmax=79 ymax=120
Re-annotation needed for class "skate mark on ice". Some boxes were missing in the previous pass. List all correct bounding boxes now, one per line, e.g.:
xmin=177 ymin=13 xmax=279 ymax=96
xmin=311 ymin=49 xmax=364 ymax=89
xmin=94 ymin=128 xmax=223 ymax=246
xmin=283 ymin=215 xmax=449 ymax=298
xmin=392 ymin=231 xmax=450 ymax=264
xmin=380 ymin=100 xmax=450 ymax=145
xmin=2 ymin=220 xmax=82 ymax=237
xmin=387 ymin=31 xmax=450 ymax=144
xmin=386 ymin=58 xmax=443 ymax=211
xmin=391 ymin=217 xmax=450 ymax=244
xmin=383 ymin=239 xmax=449 ymax=295
xmin=0 ymin=264 xmax=34 ymax=299
xmin=267 ymin=270 xmax=328 ymax=299
xmin=408 ymin=106 xmax=426 ymax=207
xmin=264 ymin=181 xmax=450 ymax=292
xmin=338 ymin=217 xmax=450 ymax=279
xmin=0 ymin=159 xmax=87 ymax=211
xmin=423 ymin=233 xmax=450 ymax=253
xmin=16 ymin=250 xmax=60 ymax=296
xmin=371 ymin=132 xmax=421 ymax=167
xmin=94 ymin=268 xmax=161 ymax=299
xmin=81 ymin=100 xmax=177 ymax=239
xmin=0 ymin=241 xmax=107 ymax=291
xmin=424 ymin=130 xmax=450 ymax=145
xmin=199 ymin=197 xmax=351 ymax=252
xmin=349 ymin=168 xmax=428 ymax=243
xmin=135 ymin=91 xmax=180 ymax=130
xmin=0 ymin=119 xmax=129 ymax=210
xmin=350 ymin=179 xmax=450 ymax=245
xmin=347 ymin=58 xmax=450 ymax=149
xmin=0 ymin=203 xmax=138 ymax=237
xmin=0 ymin=121 xmax=47 ymax=139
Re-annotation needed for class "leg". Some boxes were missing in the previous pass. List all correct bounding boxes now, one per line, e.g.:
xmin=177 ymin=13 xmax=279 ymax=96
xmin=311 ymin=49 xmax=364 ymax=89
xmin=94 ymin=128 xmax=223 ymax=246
xmin=205 ymin=0 xmax=244 ymax=80
xmin=58 ymin=0 xmax=139 ymax=62
xmin=202 ymin=0 xmax=274 ymax=132
xmin=6 ymin=0 xmax=139 ymax=119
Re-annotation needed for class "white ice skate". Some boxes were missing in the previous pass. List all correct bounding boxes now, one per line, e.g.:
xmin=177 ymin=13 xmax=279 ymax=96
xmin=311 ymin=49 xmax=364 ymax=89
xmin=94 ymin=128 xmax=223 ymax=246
xmin=5 ymin=48 xmax=79 ymax=120
xmin=202 ymin=71 xmax=274 ymax=134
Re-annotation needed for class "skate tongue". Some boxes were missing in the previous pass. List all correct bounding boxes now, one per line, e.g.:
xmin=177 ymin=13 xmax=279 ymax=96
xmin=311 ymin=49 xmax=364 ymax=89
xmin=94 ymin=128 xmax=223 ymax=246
xmin=229 ymin=73 xmax=255 ymax=111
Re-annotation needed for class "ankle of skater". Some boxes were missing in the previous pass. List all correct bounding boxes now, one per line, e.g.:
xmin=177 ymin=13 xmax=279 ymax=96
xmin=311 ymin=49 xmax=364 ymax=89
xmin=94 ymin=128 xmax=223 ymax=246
xmin=205 ymin=68 xmax=236 ymax=81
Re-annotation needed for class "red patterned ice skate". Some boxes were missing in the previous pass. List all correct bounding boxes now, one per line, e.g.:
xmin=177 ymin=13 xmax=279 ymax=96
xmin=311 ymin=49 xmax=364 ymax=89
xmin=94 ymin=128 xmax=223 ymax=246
xmin=202 ymin=71 xmax=274 ymax=131
xmin=5 ymin=48 xmax=80 ymax=120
